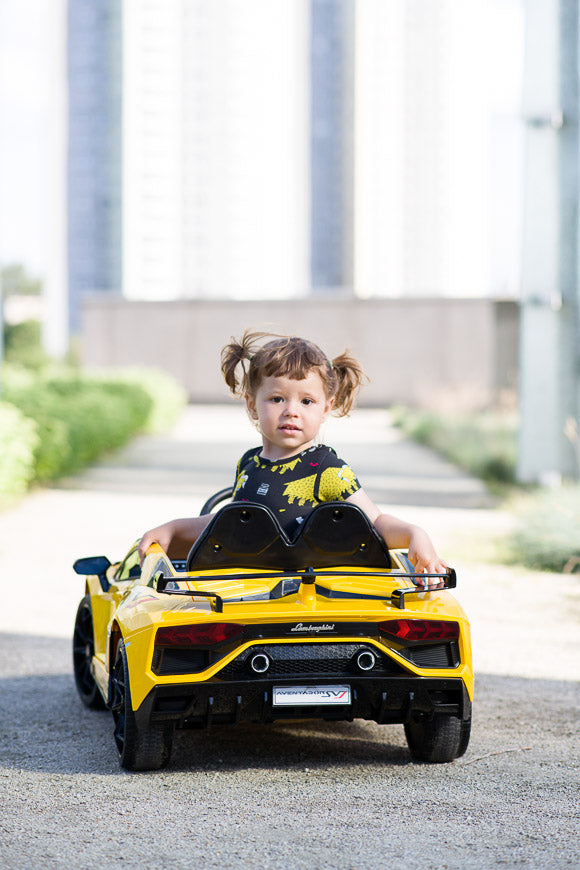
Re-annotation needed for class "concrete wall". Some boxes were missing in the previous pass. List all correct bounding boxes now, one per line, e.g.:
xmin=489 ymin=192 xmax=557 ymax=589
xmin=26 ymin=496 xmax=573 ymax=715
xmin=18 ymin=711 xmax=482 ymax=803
xmin=80 ymin=296 xmax=519 ymax=409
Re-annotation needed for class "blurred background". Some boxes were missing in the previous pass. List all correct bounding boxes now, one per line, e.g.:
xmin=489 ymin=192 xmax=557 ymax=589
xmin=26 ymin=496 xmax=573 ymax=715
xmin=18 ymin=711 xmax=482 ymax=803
xmin=0 ymin=0 xmax=579 ymax=488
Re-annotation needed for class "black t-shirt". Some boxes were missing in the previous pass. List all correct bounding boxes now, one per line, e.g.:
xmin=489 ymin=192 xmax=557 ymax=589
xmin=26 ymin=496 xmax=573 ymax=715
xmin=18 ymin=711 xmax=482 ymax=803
xmin=232 ymin=444 xmax=361 ymax=538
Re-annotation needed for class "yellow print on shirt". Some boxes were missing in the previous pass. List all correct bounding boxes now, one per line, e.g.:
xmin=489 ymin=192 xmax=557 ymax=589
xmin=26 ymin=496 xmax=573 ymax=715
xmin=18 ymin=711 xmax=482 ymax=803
xmin=233 ymin=470 xmax=249 ymax=496
xmin=283 ymin=465 xmax=359 ymax=507
xmin=283 ymin=474 xmax=318 ymax=507
xmin=255 ymin=456 xmax=301 ymax=475
xmin=319 ymin=465 xmax=359 ymax=500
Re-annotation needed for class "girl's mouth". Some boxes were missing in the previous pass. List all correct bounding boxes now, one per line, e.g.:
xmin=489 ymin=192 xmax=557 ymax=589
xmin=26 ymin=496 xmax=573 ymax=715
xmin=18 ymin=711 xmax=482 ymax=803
xmin=279 ymin=425 xmax=300 ymax=432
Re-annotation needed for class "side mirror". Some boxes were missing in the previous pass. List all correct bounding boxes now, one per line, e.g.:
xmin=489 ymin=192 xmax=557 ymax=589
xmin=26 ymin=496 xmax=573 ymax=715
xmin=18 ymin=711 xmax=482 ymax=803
xmin=73 ymin=555 xmax=111 ymax=575
xmin=73 ymin=555 xmax=112 ymax=592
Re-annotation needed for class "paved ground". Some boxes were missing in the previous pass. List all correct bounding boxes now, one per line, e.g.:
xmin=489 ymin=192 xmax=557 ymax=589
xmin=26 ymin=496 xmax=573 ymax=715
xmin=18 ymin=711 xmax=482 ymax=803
xmin=0 ymin=406 xmax=578 ymax=869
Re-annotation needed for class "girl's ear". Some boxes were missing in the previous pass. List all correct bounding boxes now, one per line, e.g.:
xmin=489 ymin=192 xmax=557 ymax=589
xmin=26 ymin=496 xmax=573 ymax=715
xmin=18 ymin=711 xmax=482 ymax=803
xmin=245 ymin=392 xmax=258 ymax=419
xmin=323 ymin=395 xmax=335 ymax=419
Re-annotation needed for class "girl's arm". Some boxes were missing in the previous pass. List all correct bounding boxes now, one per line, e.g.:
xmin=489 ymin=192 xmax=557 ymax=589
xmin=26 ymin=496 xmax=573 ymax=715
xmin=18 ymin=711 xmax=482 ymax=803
xmin=138 ymin=515 xmax=212 ymax=564
xmin=345 ymin=488 xmax=447 ymax=584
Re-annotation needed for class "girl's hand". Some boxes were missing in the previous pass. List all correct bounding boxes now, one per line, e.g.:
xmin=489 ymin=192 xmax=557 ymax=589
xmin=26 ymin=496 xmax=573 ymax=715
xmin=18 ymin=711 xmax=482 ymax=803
xmin=408 ymin=527 xmax=448 ymax=588
xmin=138 ymin=522 xmax=174 ymax=565
xmin=348 ymin=492 xmax=449 ymax=589
xmin=138 ymin=515 xmax=212 ymax=565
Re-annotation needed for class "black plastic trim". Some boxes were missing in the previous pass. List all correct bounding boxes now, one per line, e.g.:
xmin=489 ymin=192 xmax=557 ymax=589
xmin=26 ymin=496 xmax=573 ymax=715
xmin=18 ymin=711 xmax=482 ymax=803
xmin=134 ymin=676 xmax=471 ymax=731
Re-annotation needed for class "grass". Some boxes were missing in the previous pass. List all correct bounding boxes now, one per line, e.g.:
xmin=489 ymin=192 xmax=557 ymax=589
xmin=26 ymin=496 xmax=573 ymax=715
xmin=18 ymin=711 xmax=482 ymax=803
xmin=390 ymin=405 xmax=518 ymax=486
xmin=502 ymin=486 xmax=580 ymax=573
xmin=391 ymin=405 xmax=580 ymax=573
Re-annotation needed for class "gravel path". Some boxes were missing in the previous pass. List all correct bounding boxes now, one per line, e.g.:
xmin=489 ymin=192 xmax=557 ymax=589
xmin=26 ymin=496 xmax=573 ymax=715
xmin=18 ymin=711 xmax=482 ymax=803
xmin=0 ymin=407 xmax=578 ymax=869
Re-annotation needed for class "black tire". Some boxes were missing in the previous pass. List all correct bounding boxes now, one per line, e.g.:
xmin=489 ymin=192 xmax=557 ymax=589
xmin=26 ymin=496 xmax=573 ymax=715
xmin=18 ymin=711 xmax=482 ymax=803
xmin=72 ymin=595 xmax=106 ymax=709
xmin=456 ymin=716 xmax=472 ymax=759
xmin=111 ymin=640 xmax=173 ymax=771
xmin=404 ymin=711 xmax=471 ymax=763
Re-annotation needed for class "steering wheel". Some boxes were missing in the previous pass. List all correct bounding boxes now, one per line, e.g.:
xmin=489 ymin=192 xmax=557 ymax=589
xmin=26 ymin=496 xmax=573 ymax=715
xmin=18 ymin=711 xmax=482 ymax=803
xmin=200 ymin=487 xmax=234 ymax=515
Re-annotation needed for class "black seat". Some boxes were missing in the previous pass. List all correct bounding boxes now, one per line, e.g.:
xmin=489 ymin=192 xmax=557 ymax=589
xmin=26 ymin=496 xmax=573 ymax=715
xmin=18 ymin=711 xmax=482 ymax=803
xmin=186 ymin=503 xmax=291 ymax=571
xmin=186 ymin=502 xmax=391 ymax=572
xmin=297 ymin=502 xmax=391 ymax=568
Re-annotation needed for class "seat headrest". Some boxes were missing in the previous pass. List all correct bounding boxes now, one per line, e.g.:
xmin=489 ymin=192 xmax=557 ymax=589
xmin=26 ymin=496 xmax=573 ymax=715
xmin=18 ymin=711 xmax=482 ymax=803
xmin=186 ymin=501 xmax=391 ymax=572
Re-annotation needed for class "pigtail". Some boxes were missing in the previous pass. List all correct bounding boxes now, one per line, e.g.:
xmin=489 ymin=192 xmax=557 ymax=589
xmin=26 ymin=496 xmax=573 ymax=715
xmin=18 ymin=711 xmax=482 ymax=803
xmin=220 ymin=329 xmax=268 ymax=396
xmin=330 ymin=350 xmax=367 ymax=416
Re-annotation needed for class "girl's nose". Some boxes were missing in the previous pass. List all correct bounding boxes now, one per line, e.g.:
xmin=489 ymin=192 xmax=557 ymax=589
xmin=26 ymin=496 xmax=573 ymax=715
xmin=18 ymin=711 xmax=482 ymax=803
xmin=283 ymin=401 xmax=299 ymax=416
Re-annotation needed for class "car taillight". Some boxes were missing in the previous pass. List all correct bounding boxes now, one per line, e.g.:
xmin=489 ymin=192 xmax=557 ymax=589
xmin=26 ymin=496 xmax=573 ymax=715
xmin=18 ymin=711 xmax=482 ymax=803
xmin=378 ymin=619 xmax=459 ymax=642
xmin=155 ymin=623 xmax=244 ymax=646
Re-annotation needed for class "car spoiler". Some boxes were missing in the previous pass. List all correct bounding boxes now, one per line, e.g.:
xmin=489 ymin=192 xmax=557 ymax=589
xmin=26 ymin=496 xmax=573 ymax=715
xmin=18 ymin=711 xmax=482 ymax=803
xmin=154 ymin=567 xmax=457 ymax=612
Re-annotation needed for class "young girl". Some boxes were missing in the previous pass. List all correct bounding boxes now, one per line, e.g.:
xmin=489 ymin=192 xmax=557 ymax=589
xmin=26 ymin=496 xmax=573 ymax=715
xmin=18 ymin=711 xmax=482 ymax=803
xmin=138 ymin=331 xmax=447 ymax=584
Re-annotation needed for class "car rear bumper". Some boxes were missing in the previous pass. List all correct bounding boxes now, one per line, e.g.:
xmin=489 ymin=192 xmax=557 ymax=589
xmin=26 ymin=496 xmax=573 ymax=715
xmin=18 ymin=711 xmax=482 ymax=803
xmin=135 ymin=676 xmax=471 ymax=730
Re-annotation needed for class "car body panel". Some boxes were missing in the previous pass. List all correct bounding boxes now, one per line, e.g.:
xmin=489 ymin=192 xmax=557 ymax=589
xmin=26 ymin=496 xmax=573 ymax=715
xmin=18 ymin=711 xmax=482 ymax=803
xmin=73 ymin=502 xmax=473 ymax=768
xmin=81 ymin=549 xmax=473 ymax=712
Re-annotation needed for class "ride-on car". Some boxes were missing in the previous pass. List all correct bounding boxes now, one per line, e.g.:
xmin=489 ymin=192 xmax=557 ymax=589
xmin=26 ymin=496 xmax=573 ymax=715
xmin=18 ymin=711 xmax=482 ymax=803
xmin=73 ymin=492 xmax=473 ymax=770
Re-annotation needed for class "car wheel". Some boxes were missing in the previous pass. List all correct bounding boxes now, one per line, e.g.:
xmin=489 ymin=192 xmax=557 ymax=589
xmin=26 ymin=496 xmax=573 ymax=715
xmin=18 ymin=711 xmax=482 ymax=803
xmin=404 ymin=711 xmax=471 ymax=763
xmin=72 ymin=596 xmax=106 ymax=709
xmin=456 ymin=714 xmax=472 ymax=759
xmin=111 ymin=640 xmax=173 ymax=771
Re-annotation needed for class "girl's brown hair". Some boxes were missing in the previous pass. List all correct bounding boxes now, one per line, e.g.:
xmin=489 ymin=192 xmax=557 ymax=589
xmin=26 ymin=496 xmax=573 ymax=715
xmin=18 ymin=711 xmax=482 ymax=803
xmin=220 ymin=330 xmax=366 ymax=416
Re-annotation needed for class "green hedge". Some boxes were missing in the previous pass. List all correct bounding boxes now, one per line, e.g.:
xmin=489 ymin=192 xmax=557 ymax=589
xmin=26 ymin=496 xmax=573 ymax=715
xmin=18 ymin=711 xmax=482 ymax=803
xmin=91 ymin=366 xmax=187 ymax=434
xmin=507 ymin=486 xmax=580 ymax=573
xmin=390 ymin=406 xmax=518 ymax=484
xmin=3 ymin=319 xmax=49 ymax=369
xmin=0 ymin=402 xmax=39 ymax=496
xmin=0 ymin=366 xmax=186 ymax=491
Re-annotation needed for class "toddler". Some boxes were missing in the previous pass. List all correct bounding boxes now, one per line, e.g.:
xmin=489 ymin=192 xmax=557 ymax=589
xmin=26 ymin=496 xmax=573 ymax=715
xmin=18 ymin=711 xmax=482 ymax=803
xmin=138 ymin=331 xmax=447 ymax=584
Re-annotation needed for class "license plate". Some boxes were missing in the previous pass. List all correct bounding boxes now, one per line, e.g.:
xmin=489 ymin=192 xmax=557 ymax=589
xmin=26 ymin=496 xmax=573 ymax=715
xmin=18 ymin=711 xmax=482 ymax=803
xmin=272 ymin=685 xmax=351 ymax=706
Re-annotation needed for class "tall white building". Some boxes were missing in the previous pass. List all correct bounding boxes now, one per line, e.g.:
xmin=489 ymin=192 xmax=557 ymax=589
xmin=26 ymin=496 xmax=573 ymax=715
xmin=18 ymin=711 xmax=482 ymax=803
xmin=0 ymin=0 xmax=68 ymax=353
xmin=67 ymin=0 xmax=123 ymax=329
xmin=122 ymin=0 xmax=310 ymax=301
xmin=122 ymin=0 xmax=185 ymax=301
xmin=66 ymin=0 xmax=525 ymax=327
xmin=354 ymin=0 xmax=521 ymax=299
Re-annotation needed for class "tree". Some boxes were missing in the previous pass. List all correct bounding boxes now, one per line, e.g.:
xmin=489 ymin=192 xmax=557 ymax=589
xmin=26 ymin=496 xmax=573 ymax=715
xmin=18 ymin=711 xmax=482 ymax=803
xmin=0 ymin=264 xmax=42 ymax=297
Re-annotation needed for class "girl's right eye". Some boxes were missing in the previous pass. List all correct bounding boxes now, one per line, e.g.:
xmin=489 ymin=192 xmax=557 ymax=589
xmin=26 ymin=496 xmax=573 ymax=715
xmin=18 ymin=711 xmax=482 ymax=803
xmin=271 ymin=396 xmax=284 ymax=403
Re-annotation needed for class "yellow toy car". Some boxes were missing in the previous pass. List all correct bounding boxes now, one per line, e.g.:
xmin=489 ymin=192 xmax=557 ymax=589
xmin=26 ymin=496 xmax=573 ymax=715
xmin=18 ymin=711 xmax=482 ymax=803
xmin=73 ymin=496 xmax=473 ymax=770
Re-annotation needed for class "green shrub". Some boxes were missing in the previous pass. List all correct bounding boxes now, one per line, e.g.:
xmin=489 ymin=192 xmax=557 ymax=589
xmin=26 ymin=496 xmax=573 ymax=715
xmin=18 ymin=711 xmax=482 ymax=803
xmin=90 ymin=367 xmax=187 ymax=433
xmin=390 ymin=406 xmax=518 ymax=484
xmin=2 ymin=367 xmax=153 ymax=481
xmin=3 ymin=319 xmax=49 ymax=369
xmin=0 ymin=402 xmax=39 ymax=495
xmin=0 ymin=364 xmax=186 ymax=493
xmin=506 ymin=486 xmax=580 ymax=573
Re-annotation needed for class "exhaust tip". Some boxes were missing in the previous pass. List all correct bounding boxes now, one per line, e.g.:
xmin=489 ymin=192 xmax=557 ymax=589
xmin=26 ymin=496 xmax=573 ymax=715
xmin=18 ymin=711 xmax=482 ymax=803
xmin=356 ymin=650 xmax=376 ymax=672
xmin=250 ymin=653 xmax=271 ymax=674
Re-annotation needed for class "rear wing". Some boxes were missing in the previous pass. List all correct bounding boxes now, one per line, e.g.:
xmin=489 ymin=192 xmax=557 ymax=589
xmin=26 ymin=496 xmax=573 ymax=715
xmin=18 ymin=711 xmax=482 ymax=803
xmin=154 ymin=566 xmax=457 ymax=612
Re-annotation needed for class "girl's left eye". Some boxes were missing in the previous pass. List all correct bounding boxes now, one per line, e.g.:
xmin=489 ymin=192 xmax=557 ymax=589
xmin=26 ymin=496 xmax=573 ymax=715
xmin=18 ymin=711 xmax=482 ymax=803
xmin=302 ymin=398 xmax=313 ymax=405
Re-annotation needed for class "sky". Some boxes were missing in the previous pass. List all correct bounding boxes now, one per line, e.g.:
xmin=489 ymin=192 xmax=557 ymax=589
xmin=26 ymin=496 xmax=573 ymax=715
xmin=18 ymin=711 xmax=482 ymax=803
xmin=0 ymin=0 xmax=67 ymax=279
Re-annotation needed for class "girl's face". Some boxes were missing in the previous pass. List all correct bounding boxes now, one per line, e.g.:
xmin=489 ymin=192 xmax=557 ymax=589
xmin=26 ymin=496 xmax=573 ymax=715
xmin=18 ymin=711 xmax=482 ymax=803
xmin=245 ymin=370 xmax=334 ymax=460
